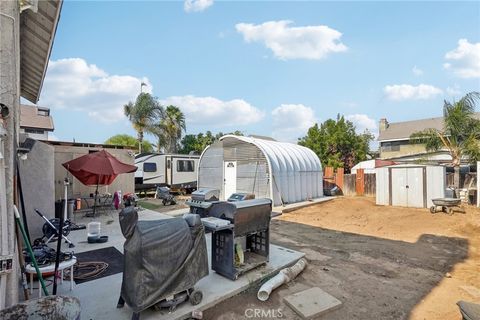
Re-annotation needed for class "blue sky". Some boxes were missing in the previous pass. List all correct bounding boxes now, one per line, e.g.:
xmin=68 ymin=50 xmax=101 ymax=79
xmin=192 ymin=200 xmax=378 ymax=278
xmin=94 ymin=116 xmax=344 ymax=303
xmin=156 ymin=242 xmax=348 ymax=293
xmin=38 ymin=0 xmax=480 ymax=145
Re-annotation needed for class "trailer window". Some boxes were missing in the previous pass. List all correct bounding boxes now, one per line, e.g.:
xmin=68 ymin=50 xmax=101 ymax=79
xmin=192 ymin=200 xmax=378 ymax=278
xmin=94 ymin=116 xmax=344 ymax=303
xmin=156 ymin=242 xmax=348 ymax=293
xmin=143 ymin=162 xmax=157 ymax=172
xmin=177 ymin=160 xmax=194 ymax=172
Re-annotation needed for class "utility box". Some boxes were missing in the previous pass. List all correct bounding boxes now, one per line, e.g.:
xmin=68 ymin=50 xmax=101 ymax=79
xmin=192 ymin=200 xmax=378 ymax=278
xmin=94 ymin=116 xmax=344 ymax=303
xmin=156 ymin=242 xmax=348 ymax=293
xmin=376 ymin=164 xmax=445 ymax=208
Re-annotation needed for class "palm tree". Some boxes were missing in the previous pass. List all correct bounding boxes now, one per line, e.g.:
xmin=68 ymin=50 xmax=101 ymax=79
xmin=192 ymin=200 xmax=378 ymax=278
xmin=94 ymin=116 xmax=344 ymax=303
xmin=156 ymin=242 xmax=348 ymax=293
xmin=154 ymin=105 xmax=186 ymax=153
xmin=410 ymin=92 xmax=480 ymax=189
xmin=124 ymin=93 xmax=163 ymax=153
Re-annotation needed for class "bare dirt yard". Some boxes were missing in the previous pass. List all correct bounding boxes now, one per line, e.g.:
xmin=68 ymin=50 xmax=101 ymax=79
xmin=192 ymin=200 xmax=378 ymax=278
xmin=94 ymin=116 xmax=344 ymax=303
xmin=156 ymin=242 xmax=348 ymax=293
xmin=204 ymin=197 xmax=480 ymax=320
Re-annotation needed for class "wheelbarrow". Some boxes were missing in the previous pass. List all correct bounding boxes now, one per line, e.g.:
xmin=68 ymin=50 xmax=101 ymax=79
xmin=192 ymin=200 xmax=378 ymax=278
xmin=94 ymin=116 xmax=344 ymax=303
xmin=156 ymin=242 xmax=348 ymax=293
xmin=430 ymin=198 xmax=465 ymax=214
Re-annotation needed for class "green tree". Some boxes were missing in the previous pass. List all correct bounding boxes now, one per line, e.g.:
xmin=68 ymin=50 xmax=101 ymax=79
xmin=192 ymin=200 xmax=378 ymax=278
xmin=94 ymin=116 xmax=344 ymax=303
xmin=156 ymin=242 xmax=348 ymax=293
xmin=123 ymin=93 xmax=163 ymax=153
xmin=410 ymin=92 xmax=480 ymax=188
xmin=178 ymin=131 xmax=244 ymax=154
xmin=105 ymin=134 xmax=154 ymax=153
xmin=298 ymin=115 xmax=373 ymax=172
xmin=153 ymin=105 xmax=186 ymax=153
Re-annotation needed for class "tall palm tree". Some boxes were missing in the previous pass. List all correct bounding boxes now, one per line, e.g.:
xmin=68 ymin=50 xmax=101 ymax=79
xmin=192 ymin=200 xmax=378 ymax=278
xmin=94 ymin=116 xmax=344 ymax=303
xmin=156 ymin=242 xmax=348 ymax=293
xmin=124 ymin=93 xmax=164 ymax=153
xmin=410 ymin=92 xmax=480 ymax=189
xmin=154 ymin=105 xmax=186 ymax=153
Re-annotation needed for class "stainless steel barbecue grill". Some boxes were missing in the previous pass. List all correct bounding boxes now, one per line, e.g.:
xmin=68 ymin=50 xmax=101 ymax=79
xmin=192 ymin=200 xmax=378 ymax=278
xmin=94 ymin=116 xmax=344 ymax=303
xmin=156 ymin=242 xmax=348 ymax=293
xmin=186 ymin=193 xmax=272 ymax=280
xmin=185 ymin=188 xmax=220 ymax=216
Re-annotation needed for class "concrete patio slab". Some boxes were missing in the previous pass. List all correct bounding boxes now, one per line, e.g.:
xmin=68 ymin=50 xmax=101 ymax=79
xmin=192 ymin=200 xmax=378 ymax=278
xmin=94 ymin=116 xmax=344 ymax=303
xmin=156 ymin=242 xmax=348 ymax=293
xmin=48 ymin=208 xmax=304 ymax=320
xmin=283 ymin=287 xmax=342 ymax=319
xmin=273 ymin=196 xmax=335 ymax=214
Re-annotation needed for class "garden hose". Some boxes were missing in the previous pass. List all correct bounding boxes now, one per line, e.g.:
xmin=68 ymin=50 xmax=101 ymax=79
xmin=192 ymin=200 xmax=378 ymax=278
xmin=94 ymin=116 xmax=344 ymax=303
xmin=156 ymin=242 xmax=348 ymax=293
xmin=63 ymin=261 xmax=109 ymax=281
xmin=14 ymin=205 xmax=49 ymax=296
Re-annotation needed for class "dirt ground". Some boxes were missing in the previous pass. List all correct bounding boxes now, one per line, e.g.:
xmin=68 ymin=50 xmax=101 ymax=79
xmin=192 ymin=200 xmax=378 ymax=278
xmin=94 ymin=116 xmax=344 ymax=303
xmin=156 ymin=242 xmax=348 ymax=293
xmin=204 ymin=197 xmax=480 ymax=320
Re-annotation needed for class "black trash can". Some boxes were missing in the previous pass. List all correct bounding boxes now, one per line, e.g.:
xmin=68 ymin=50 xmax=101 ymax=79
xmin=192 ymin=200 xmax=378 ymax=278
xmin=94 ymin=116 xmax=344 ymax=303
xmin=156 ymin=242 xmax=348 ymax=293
xmin=55 ymin=200 xmax=63 ymax=219
xmin=55 ymin=199 xmax=75 ymax=220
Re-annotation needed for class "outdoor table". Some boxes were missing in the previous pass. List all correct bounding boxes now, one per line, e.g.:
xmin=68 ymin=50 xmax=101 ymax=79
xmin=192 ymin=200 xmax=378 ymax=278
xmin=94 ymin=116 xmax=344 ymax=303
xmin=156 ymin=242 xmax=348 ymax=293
xmin=79 ymin=194 xmax=113 ymax=216
xmin=25 ymin=257 xmax=77 ymax=297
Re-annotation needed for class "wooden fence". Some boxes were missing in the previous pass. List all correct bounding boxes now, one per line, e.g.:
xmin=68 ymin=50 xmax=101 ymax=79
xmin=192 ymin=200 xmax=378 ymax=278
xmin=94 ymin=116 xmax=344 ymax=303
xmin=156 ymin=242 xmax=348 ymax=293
xmin=323 ymin=166 xmax=376 ymax=197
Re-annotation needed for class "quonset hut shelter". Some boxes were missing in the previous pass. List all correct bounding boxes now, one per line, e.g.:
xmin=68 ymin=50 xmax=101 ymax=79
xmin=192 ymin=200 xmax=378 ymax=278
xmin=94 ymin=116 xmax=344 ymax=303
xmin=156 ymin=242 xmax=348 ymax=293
xmin=198 ymin=135 xmax=323 ymax=206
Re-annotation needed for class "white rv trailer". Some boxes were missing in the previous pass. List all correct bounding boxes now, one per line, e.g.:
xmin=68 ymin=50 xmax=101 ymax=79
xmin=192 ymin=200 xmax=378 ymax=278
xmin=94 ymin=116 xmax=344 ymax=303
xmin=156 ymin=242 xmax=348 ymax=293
xmin=135 ymin=153 xmax=200 ymax=192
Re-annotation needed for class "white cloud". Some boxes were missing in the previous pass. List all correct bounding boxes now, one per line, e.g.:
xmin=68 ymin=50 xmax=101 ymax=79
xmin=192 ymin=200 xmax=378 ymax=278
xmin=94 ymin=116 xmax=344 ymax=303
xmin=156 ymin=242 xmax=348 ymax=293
xmin=235 ymin=20 xmax=347 ymax=60
xmin=184 ymin=0 xmax=213 ymax=13
xmin=271 ymin=104 xmax=317 ymax=142
xmin=345 ymin=114 xmax=377 ymax=135
xmin=39 ymin=58 xmax=151 ymax=124
xmin=443 ymin=39 xmax=480 ymax=78
xmin=446 ymin=84 xmax=462 ymax=97
xmin=383 ymin=84 xmax=443 ymax=101
xmin=412 ymin=65 xmax=423 ymax=76
xmin=160 ymin=95 xmax=264 ymax=127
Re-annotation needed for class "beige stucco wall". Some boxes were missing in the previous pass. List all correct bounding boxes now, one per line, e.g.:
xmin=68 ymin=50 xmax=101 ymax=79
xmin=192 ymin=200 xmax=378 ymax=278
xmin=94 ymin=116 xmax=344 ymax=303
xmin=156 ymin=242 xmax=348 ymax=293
xmin=53 ymin=145 xmax=135 ymax=201
xmin=18 ymin=140 xmax=55 ymax=239
xmin=380 ymin=143 xmax=428 ymax=159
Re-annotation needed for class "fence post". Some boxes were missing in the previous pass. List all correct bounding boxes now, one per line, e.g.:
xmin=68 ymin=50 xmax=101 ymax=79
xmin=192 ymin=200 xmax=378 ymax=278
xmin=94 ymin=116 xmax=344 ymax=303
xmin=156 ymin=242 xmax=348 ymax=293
xmin=323 ymin=166 xmax=334 ymax=190
xmin=335 ymin=168 xmax=344 ymax=191
xmin=356 ymin=168 xmax=365 ymax=196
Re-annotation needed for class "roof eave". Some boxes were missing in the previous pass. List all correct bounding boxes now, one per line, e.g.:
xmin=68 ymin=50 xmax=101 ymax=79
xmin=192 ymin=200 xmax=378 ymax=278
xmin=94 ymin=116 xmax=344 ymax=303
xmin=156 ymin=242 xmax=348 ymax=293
xmin=20 ymin=0 xmax=63 ymax=104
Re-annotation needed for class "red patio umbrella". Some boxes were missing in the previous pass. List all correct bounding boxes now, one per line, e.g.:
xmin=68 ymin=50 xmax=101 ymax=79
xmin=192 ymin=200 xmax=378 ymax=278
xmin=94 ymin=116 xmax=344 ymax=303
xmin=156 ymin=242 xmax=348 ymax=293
xmin=62 ymin=150 xmax=137 ymax=215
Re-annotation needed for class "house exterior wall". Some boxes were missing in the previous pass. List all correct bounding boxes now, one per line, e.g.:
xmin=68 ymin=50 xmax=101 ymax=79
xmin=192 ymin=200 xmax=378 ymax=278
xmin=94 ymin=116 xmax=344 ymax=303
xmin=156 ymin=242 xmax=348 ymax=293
xmin=18 ymin=140 xmax=55 ymax=240
xmin=379 ymin=141 xmax=428 ymax=159
xmin=52 ymin=145 xmax=135 ymax=200
xmin=19 ymin=127 xmax=49 ymax=140
xmin=0 ymin=0 xmax=20 ymax=307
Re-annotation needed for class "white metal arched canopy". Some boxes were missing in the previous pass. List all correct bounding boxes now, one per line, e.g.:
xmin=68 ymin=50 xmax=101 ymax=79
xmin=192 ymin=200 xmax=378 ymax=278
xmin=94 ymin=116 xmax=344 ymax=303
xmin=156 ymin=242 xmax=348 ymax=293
xmin=218 ymin=135 xmax=323 ymax=206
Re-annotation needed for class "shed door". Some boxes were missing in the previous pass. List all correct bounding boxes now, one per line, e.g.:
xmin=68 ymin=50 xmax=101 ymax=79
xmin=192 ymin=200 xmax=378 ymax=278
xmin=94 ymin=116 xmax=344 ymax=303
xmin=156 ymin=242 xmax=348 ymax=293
xmin=391 ymin=168 xmax=408 ymax=206
xmin=224 ymin=161 xmax=237 ymax=199
xmin=406 ymin=168 xmax=424 ymax=207
xmin=391 ymin=167 xmax=424 ymax=207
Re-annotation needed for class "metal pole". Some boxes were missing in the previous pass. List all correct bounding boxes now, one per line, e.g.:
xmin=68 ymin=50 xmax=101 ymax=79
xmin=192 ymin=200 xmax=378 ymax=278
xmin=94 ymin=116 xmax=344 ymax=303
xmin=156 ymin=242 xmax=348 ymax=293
xmin=93 ymin=174 xmax=101 ymax=217
xmin=63 ymin=178 xmax=68 ymax=221
xmin=14 ymin=206 xmax=49 ymax=296
xmin=52 ymin=209 xmax=64 ymax=295
xmin=16 ymin=162 xmax=31 ymax=244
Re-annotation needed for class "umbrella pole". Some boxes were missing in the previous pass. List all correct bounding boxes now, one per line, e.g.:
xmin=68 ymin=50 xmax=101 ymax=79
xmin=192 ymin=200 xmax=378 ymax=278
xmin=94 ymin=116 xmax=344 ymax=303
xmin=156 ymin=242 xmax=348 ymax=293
xmin=93 ymin=181 xmax=99 ymax=217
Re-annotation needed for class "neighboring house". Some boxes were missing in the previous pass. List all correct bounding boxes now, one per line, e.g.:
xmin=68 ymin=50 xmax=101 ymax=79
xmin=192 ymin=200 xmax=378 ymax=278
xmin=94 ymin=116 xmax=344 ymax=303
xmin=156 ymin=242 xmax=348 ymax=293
xmin=19 ymin=104 xmax=54 ymax=140
xmin=378 ymin=114 xmax=480 ymax=162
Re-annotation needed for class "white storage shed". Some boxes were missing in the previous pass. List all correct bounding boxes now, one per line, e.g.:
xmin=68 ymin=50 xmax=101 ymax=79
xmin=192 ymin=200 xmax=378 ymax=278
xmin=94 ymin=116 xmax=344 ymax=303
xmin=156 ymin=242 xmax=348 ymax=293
xmin=198 ymin=135 xmax=323 ymax=206
xmin=376 ymin=164 xmax=445 ymax=208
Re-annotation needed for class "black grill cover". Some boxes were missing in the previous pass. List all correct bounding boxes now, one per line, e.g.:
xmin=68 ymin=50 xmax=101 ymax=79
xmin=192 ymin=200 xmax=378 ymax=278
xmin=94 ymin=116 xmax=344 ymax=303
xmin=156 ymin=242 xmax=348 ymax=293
xmin=119 ymin=207 xmax=209 ymax=313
